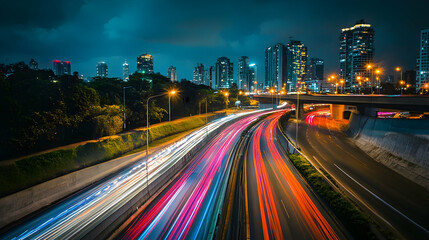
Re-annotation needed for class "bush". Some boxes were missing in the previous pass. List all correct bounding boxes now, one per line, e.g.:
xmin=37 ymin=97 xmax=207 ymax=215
xmin=288 ymin=154 xmax=375 ymax=239
xmin=0 ymin=115 xmax=209 ymax=197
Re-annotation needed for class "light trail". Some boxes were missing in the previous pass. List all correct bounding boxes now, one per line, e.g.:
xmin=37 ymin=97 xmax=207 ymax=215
xmin=3 ymin=111 xmax=264 ymax=240
xmin=121 ymin=111 xmax=272 ymax=239
xmin=247 ymin=111 xmax=340 ymax=239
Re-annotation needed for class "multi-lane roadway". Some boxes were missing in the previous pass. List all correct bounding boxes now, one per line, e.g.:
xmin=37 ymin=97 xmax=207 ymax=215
xmin=244 ymin=111 xmax=344 ymax=239
xmin=286 ymin=110 xmax=429 ymax=239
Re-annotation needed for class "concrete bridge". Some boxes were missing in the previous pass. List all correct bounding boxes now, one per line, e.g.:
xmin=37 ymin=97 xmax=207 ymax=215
xmin=254 ymin=94 xmax=429 ymax=119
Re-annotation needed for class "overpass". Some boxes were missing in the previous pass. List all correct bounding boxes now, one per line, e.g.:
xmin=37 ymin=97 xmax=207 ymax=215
xmin=254 ymin=94 xmax=429 ymax=118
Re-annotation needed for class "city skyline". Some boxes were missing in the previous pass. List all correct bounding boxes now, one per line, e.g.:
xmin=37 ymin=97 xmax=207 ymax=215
xmin=1 ymin=0 xmax=428 ymax=82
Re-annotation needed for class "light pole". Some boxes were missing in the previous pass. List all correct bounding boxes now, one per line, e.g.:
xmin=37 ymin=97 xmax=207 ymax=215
xmin=270 ymin=88 xmax=275 ymax=108
xmin=396 ymin=67 xmax=403 ymax=95
xmin=146 ymin=92 xmax=168 ymax=190
xmin=340 ymin=79 xmax=344 ymax=94
xmin=357 ymin=76 xmax=362 ymax=94
xmin=168 ymin=90 xmax=176 ymax=122
xmin=400 ymin=80 xmax=405 ymax=95
xmin=123 ymin=86 xmax=132 ymax=130
xmin=375 ymin=69 xmax=381 ymax=94
xmin=224 ymin=92 xmax=229 ymax=112
xmin=296 ymin=90 xmax=300 ymax=149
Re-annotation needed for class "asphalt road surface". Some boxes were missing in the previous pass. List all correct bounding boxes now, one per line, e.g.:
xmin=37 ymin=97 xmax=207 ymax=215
xmin=286 ymin=114 xmax=429 ymax=239
xmin=244 ymin=111 xmax=345 ymax=239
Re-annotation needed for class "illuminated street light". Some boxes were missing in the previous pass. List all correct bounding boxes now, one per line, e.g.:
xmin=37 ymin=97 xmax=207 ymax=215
xmin=168 ymin=89 xmax=176 ymax=122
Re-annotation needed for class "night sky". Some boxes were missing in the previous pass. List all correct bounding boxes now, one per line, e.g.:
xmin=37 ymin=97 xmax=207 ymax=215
xmin=1 ymin=0 xmax=428 ymax=81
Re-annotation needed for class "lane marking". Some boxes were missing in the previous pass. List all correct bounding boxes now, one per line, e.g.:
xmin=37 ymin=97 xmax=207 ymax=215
xmin=334 ymin=164 xmax=429 ymax=234
xmin=280 ymin=200 xmax=290 ymax=219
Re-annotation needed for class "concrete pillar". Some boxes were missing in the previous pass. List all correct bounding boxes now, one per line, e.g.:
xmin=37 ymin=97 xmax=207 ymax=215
xmin=330 ymin=104 xmax=345 ymax=120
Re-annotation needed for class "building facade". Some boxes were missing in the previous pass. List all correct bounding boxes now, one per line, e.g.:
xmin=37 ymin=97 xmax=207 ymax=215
xmin=265 ymin=43 xmax=286 ymax=90
xmin=167 ymin=66 xmax=177 ymax=82
xmin=286 ymin=40 xmax=308 ymax=92
xmin=52 ymin=60 xmax=71 ymax=76
xmin=137 ymin=53 xmax=153 ymax=74
xmin=417 ymin=28 xmax=429 ymax=90
xmin=204 ymin=66 xmax=214 ymax=88
xmin=193 ymin=63 xmax=204 ymax=85
xmin=249 ymin=63 xmax=258 ymax=91
xmin=306 ymin=58 xmax=324 ymax=92
xmin=339 ymin=20 xmax=374 ymax=91
xmin=96 ymin=62 xmax=108 ymax=77
xmin=123 ymin=61 xmax=129 ymax=81
xmin=215 ymin=57 xmax=234 ymax=89
xmin=237 ymin=56 xmax=250 ymax=90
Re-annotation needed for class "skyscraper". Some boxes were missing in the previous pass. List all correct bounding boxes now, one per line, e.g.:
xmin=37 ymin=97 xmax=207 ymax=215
xmin=123 ymin=61 xmax=129 ymax=81
xmin=265 ymin=43 xmax=286 ymax=89
xmin=340 ymin=20 xmax=374 ymax=91
xmin=204 ymin=66 xmax=214 ymax=88
xmin=29 ymin=59 xmax=38 ymax=70
xmin=167 ymin=66 xmax=177 ymax=82
xmin=249 ymin=63 xmax=258 ymax=91
xmin=286 ymin=40 xmax=308 ymax=92
xmin=52 ymin=60 xmax=71 ymax=76
xmin=417 ymin=28 xmax=429 ymax=90
xmin=237 ymin=56 xmax=250 ymax=90
xmin=96 ymin=62 xmax=108 ymax=77
xmin=137 ymin=53 xmax=153 ymax=74
xmin=215 ymin=57 xmax=234 ymax=89
xmin=306 ymin=58 xmax=324 ymax=92
xmin=193 ymin=63 xmax=204 ymax=85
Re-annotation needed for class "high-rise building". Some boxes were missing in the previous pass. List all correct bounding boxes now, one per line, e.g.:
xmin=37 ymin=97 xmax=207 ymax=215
xmin=215 ymin=57 xmax=234 ymax=89
xmin=204 ymin=66 xmax=214 ymax=88
xmin=417 ymin=28 xmax=429 ymax=90
xmin=123 ymin=61 xmax=129 ymax=81
xmin=52 ymin=60 xmax=71 ymax=76
xmin=265 ymin=43 xmax=286 ymax=89
xmin=286 ymin=40 xmax=308 ymax=92
xmin=340 ymin=20 xmax=374 ymax=91
xmin=193 ymin=63 xmax=204 ymax=85
xmin=167 ymin=66 xmax=177 ymax=82
xmin=29 ymin=59 xmax=38 ymax=70
xmin=306 ymin=58 xmax=324 ymax=92
xmin=249 ymin=63 xmax=258 ymax=91
xmin=137 ymin=53 xmax=153 ymax=74
xmin=237 ymin=56 xmax=250 ymax=90
xmin=96 ymin=62 xmax=108 ymax=77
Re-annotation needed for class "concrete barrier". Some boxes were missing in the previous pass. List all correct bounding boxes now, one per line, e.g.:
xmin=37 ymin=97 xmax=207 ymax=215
xmin=347 ymin=113 xmax=429 ymax=189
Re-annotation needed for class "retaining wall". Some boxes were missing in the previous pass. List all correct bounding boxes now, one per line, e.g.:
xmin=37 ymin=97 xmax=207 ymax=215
xmin=347 ymin=113 xmax=429 ymax=189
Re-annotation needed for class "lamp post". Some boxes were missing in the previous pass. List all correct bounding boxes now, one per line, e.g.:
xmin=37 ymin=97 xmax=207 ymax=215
xmin=224 ymin=92 xmax=229 ymax=112
xmin=270 ymin=88 xmax=275 ymax=108
xmin=146 ymin=92 xmax=168 ymax=190
xmin=340 ymin=79 xmax=344 ymax=94
xmin=123 ymin=86 xmax=132 ymax=130
xmin=168 ymin=90 xmax=176 ymax=122
xmin=296 ymin=90 xmax=300 ymax=149
xmin=399 ymin=80 xmax=405 ymax=95
xmin=375 ymin=69 xmax=381 ymax=94
xmin=367 ymin=64 xmax=373 ymax=94
xmin=396 ymin=67 xmax=403 ymax=95
xmin=357 ymin=76 xmax=362 ymax=94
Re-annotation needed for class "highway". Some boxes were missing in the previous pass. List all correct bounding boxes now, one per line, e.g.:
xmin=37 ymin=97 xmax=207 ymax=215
xmin=1 ymin=111 xmax=260 ymax=240
xmin=285 ymin=111 xmax=429 ymax=239
xmin=118 ymin=111 xmax=272 ymax=239
xmin=244 ymin=111 xmax=344 ymax=239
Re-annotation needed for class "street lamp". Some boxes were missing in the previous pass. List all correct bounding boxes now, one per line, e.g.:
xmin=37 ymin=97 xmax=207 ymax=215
xmin=357 ymin=76 xmax=362 ymax=94
xmin=224 ymin=92 xmax=229 ymax=111
xmin=367 ymin=64 xmax=373 ymax=93
xmin=396 ymin=67 xmax=403 ymax=94
xmin=400 ymin=80 xmax=405 ymax=95
xmin=123 ymin=86 xmax=133 ymax=130
xmin=168 ymin=89 xmax=176 ymax=122
xmin=340 ymin=79 xmax=344 ymax=94
xmin=146 ymin=92 xmax=168 ymax=190
xmin=375 ymin=69 xmax=381 ymax=94
xmin=270 ymin=88 xmax=275 ymax=108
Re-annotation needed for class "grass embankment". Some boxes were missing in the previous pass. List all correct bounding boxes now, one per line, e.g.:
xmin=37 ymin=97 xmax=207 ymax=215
xmin=288 ymin=154 xmax=375 ymax=239
xmin=0 ymin=116 xmax=209 ymax=198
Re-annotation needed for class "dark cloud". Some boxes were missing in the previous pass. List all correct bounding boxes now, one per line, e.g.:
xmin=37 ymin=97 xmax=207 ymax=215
xmin=1 ymin=0 xmax=428 ymax=81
